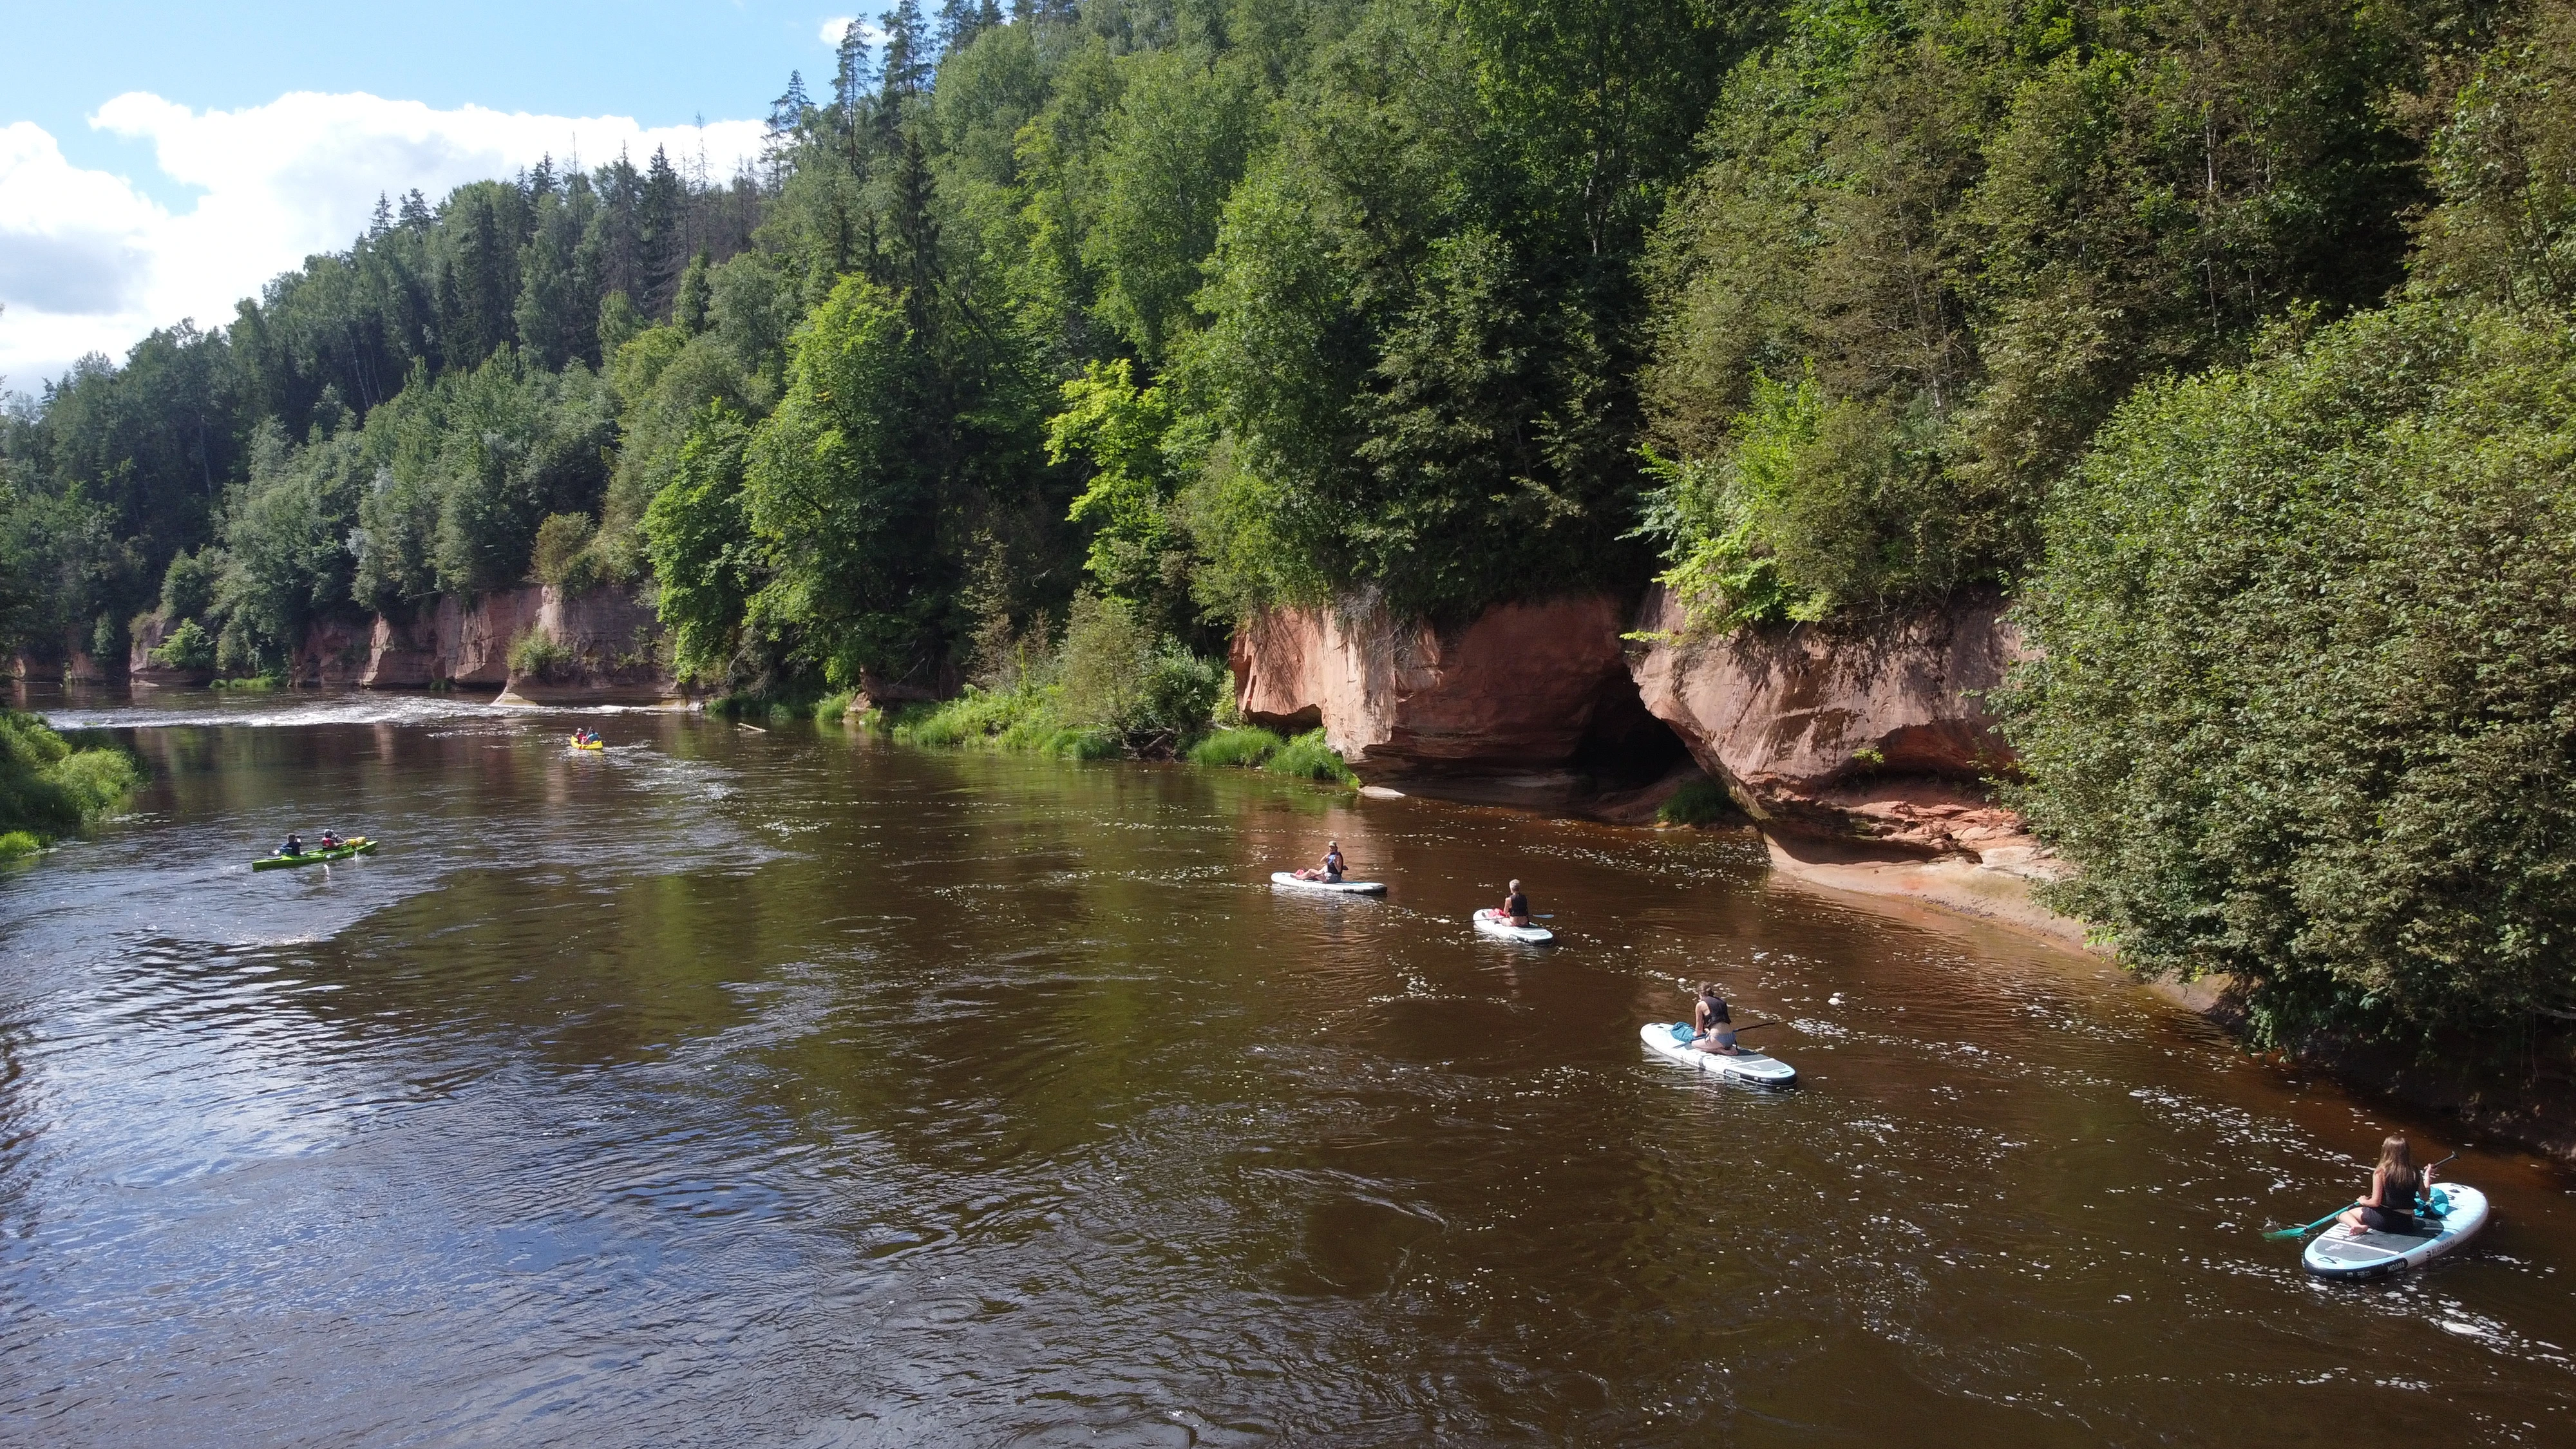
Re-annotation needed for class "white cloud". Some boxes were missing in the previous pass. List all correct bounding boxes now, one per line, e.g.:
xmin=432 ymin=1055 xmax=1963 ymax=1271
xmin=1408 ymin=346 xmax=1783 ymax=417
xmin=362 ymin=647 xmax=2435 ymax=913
xmin=819 ymin=16 xmax=889 ymax=49
xmin=0 ymin=93 xmax=768 ymax=393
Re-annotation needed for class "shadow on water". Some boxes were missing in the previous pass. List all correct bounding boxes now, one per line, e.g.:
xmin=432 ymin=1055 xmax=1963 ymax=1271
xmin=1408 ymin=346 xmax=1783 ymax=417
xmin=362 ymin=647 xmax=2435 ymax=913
xmin=1 ymin=685 xmax=2571 ymax=1446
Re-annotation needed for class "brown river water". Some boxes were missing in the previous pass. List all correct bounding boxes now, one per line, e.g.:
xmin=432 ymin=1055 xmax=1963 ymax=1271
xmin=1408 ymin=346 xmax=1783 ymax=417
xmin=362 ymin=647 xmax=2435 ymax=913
xmin=4 ymin=688 xmax=2573 ymax=1446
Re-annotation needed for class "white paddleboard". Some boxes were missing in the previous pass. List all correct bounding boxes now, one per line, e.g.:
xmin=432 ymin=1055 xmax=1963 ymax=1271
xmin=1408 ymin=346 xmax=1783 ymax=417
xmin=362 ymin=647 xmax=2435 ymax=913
xmin=1270 ymin=871 xmax=1387 ymax=895
xmin=2303 ymin=1183 xmax=2489 ymax=1280
xmin=1640 ymin=1021 xmax=1797 ymax=1086
xmin=1473 ymin=908 xmax=1554 ymax=944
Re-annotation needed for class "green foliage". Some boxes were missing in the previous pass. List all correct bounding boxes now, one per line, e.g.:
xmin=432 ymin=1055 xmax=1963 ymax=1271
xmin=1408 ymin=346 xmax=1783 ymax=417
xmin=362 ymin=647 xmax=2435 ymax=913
xmin=158 ymin=546 xmax=219 ymax=621
xmin=1180 ymin=0 xmax=1754 ymax=621
xmin=1638 ymin=0 xmax=2454 ymax=632
xmin=531 ymin=511 xmax=600 ymax=589
xmin=1656 ymin=775 xmax=1738 ymax=827
xmin=1051 ymin=360 xmax=1194 ymax=629
xmin=506 ymin=626 xmax=575 ymax=681
xmin=0 ymin=710 xmax=140 ymax=842
xmin=642 ymin=403 xmax=757 ymax=682
xmin=2412 ymin=0 xmax=2576 ymax=311
xmin=1189 ymin=726 xmax=1285 ymax=768
xmin=1084 ymin=48 xmax=1273 ymax=363
xmin=0 ymin=831 xmax=39 ymax=860
xmin=1264 ymin=728 xmax=1357 ymax=785
xmin=1057 ymin=591 xmax=1224 ymax=752
xmin=891 ymin=681 xmax=1103 ymax=758
xmin=889 ymin=589 xmax=1222 ymax=759
xmin=1636 ymin=368 xmax=1957 ymax=629
xmin=741 ymin=277 xmax=951 ymax=686
xmin=149 ymin=618 xmax=216 ymax=672
xmin=3 ymin=142 xmax=760 ymax=665
xmin=2002 ymin=299 xmax=2576 ymax=1047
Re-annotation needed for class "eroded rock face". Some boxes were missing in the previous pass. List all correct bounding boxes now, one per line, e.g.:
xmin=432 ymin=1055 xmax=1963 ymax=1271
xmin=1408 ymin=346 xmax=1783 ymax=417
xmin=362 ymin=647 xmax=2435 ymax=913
xmin=1230 ymin=593 xmax=1641 ymax=781
xmin=295 ymin=614 xmax=373 ymax=687
xmin=1628 ymin=586 xmax=2034 ymax=855
xmin=128 ymin=615 xmax=212 ymax=686
xmin=354 ymin=585 xmax=678 ymax=703
xmin=444 ymin=587 xmax=544 ymax=687
xmin=10 ymin=643 xmax=108 ymax=684
xmin=361 ymin=609 xmax=441 ymax=689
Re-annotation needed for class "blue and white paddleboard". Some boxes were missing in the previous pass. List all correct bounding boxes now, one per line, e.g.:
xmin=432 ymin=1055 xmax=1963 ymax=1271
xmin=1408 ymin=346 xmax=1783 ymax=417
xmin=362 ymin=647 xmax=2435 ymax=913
xmin=1473 ymin=908 xmax=1554 ymax=944
xmin=1270 ymin=871 xmax=1387 ymax=895
xmin=2302 ymin=1184 xmax=2489 ymax=1281
xmin=1639 ymin=1021 xmax=1797 ymax=1087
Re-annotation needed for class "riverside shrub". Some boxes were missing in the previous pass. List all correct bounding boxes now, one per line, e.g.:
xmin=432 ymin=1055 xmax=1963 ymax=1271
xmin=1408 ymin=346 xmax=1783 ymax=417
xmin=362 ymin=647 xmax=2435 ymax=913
xmin=0 ymin=710 xmax=140 ymax=842
xmin=506 ymin=627 xmax=576 ymax=681
xmin=149 ymin=618 xmax=216 ymax=672
xmin=1188 ymin=727 xmax=1284 ymax=768
xmin=2002 ymin=301 xmax=2576 ymax=1050
xmin=1264 ymin=729 xmax=1356 ymax=786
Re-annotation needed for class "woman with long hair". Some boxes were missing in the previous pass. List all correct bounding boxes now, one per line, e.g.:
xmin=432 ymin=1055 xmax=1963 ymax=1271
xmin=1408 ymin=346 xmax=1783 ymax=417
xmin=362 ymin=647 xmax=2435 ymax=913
xmin=2336 ymin=1133 xmax=2436 ymax=1234
xmin=1691 ymin=983 xmax=1739 ymax=1056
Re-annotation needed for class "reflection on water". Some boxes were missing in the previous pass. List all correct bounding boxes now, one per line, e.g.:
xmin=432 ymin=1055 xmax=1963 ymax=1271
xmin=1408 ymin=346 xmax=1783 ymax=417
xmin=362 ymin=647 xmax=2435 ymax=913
xmin=3 ymin=687 xmax=2571 ymax=1445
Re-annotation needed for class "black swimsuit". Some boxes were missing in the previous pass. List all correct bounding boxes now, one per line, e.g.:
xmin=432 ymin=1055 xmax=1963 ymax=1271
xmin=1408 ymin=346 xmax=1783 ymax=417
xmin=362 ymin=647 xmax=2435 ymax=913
xmin=1697 ymin=996 xmax=1733 ymax=1043
xmin=2360 ymin=1170 xmax=2430 ymax=1233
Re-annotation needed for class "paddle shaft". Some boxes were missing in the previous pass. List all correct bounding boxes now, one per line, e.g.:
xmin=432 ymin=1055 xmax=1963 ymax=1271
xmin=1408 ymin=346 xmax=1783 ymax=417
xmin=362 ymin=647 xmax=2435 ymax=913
xmin=2265 ymin=1151 xmax=2461 ymax=1238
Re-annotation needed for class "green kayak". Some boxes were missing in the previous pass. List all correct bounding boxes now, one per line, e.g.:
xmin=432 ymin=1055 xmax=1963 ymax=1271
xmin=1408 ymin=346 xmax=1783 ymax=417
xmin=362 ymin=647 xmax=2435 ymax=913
xmin=252 ymin=838 xmax=377 ymax=871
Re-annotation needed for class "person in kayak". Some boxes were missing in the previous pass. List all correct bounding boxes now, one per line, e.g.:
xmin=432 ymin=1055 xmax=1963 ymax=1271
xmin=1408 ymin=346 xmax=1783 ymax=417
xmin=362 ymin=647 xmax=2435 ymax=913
xmin=318 ymin=830 xmax=341 ymax=851
xmin=2336 ymin=1133 xmax=2437 ymax=1235
xmin=1291 ymin=840 xmax=1346 ymax=882
xmin=1691 ymin=983 xmax=1741 ymax=1056
xmin=278 ymin=832 xmax=305 ymax=858
xmin=1501 ymin=880 xmax=1531 ymax=927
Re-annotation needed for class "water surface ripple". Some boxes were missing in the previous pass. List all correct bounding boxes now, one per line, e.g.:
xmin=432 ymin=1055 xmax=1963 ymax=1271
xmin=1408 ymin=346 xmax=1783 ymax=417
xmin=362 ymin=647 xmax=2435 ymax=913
xmin=3 ymin=692 xmax=2571 ymax=1445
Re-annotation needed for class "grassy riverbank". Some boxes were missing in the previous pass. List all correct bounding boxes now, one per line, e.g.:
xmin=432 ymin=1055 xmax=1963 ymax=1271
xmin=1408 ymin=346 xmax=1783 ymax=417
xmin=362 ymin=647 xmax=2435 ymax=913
xmin=885 ymin=692 xmax=1357 ymax=786
xmin=0 ymin=710 xmax=140 ymax=857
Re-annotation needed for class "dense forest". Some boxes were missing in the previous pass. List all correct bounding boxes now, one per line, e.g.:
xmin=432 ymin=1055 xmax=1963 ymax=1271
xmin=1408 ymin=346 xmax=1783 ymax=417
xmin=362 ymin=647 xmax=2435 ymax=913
xmin=5 ymin=0 xmax=2575 ymax=1052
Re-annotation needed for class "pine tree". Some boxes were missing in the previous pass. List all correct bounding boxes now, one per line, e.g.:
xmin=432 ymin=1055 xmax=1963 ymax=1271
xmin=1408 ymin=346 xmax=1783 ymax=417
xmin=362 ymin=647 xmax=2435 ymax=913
xmin=591 ymin=150 xmax=646 ymax=305
xmin=938 ymin=0 xmax=999 ymax=52
xmin=833 ymin=22 xmax=877 ymax=124
xmin=639 ymin=147 xmax=685 ymax=319
xmin=673 ymin=252 xmax=714 ymax=336
xmin=769 ymin=70 xmax=811 ymax=138
xmin=880 ymin=3 xmax=933 ymax=102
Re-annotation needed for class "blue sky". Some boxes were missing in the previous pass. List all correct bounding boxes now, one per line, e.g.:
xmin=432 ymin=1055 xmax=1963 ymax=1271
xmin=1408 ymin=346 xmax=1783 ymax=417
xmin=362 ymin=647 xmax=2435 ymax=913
xmin=1 ymin=1 xmax=880 ymax=388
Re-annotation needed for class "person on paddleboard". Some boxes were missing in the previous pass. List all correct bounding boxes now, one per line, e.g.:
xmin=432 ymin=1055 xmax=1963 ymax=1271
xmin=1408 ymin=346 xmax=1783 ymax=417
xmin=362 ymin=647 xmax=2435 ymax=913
xmin=1691 ymin=983 xmax=1741 ymax=1056
xmin=1294 ymin=841 xmax=1346 ymax=882
xmin=278 ymin=831 xmax=305 ymax=858
xmin=1502 ymin=880 xmax=1531 ymax=927
xmin=2336 ymin=1133 xmax=2437 ymax=1235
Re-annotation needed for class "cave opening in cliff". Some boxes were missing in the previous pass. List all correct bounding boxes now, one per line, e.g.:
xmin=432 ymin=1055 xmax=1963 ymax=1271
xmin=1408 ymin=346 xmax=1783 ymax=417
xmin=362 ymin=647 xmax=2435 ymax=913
xmin=1570 ymin=668 xmax=1693 ymax=787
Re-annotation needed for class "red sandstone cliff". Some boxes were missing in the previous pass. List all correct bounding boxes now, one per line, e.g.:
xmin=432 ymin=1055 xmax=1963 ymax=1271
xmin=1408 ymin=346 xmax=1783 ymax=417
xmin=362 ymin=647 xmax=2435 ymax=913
xmin=493 ymin=585 xmax=672 ymax=704
xmin=1230 ymin=593 xmax=1648 ymax=781
xmin=1228 ymin=585 xmax=2051 ymax=864
xmin=126 ymin=615 xmax=211 ymax=686
xmin=350 ymin=585 xmax=677 ymax=702
xmin=1626 ymin=585 xmax=2037 ymax=858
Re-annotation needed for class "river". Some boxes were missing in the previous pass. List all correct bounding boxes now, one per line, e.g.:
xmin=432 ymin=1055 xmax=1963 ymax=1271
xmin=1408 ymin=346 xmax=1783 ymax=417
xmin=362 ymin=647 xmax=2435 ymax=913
xmin=4 ymin=687 xmax=2571 ymax=1446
